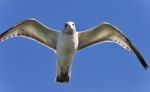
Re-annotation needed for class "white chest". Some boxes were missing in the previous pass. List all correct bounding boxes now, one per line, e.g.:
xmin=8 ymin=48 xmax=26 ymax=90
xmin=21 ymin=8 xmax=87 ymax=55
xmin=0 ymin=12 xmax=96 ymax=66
xmin=57 ymin=33 xmax=78 ymax=54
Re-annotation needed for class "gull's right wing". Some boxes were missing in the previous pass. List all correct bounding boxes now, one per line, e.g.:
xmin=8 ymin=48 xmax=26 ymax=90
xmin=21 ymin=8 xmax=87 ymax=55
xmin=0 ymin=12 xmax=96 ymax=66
xmin=0 ymin=18 xmax=59 ymax=51
xmin=78 ymin=22 xmax=148 ymax=69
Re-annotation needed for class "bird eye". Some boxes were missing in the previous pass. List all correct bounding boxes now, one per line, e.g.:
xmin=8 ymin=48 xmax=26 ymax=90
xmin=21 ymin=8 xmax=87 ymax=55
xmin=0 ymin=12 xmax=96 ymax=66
xmin=72 ymin=24 xmax=75 ymax=26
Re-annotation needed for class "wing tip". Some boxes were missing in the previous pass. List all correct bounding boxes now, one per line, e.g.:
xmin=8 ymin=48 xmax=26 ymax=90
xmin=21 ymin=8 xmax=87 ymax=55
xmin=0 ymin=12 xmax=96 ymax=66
xmin=143 ymin=66 xmax=148 ymax=70
xmin=143 ymin=63 xmax=149 ymax=70
xmin=132 ymin=46 xmax=149 ymax=70
xmin=124 ymin=38 xmax=149 ymax=70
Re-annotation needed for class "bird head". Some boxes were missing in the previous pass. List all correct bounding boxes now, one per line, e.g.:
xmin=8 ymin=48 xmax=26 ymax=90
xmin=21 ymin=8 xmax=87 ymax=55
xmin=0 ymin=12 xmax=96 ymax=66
xmin=63 ymin=21 xmax=76 ymax=34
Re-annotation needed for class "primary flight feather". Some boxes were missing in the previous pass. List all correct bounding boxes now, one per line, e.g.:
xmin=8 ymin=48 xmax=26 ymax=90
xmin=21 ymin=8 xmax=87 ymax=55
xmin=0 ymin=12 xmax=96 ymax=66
xmin=0 ymin=18 xmax=148 ymax=83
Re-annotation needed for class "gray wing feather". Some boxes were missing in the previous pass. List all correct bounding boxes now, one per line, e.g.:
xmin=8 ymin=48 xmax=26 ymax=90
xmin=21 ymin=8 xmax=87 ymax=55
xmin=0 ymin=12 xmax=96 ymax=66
xmin=78 ymin=22 xmax=148 ymax=69
xmin=0 ymin=18 xmax=58 ymax=51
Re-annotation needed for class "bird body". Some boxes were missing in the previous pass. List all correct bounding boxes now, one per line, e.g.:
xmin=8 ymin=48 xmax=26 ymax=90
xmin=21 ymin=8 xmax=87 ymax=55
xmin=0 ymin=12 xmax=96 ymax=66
xmin=0 ymin=18 xmax=148 ymax=83
xmin=56 ymin=24 xmax=78 ymax=82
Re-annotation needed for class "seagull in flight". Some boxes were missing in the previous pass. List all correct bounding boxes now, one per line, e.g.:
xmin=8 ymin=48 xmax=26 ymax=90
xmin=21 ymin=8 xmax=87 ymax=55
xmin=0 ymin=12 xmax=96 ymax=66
xmin=0 ymin=18 xmax=148 ymax=83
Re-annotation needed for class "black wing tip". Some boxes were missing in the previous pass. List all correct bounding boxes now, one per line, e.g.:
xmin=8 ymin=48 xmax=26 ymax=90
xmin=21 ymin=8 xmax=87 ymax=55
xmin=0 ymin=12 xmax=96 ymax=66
xmin=125 ymin=38 xmax=149 ymax=70
xmin=132 ymin=45 xmax=149 ymax=70
xmin=142 ymin=61 xmax=149 ymax=70
xmin=131 ymin=45 xmax=149 ymax=70
xmin=136 ymin=50 xmax=149 ymax=70
xmin=0 ymin=27 xmax=14 ymax=41
xmin=143 ymin=63 xmax=149 ymax=70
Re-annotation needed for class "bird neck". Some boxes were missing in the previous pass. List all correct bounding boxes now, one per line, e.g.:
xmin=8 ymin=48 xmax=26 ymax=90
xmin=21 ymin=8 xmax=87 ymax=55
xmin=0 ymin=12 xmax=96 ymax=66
xmin=63 ymin=29 xmax=76 ymax=35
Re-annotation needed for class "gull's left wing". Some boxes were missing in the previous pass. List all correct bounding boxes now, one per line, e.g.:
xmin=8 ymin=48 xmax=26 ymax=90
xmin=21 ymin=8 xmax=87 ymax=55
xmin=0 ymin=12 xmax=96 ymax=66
xmin=0 ymin=19 xmax=59 ymax=51
xmin=78 ymin=22 xmax=148 ymax=69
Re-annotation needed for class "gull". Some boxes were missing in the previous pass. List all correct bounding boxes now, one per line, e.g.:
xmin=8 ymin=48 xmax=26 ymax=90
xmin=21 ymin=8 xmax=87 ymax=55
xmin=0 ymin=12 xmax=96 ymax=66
xmin=0 ymin=18 xmax=148 ymax=83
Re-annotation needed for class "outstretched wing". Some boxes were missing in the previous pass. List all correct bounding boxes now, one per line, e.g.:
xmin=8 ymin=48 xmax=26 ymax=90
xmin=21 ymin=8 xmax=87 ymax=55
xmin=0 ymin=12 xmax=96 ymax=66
xmin=78 ymin=22 xmax=148 ymax=69
xmin=0 ymin=18 xmax=58 ymax=51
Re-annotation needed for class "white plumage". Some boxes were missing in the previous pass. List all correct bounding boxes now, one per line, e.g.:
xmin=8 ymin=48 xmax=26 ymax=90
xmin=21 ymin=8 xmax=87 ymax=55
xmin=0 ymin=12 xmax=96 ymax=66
xmin=0 ymin=19 xmax=148 ymax=83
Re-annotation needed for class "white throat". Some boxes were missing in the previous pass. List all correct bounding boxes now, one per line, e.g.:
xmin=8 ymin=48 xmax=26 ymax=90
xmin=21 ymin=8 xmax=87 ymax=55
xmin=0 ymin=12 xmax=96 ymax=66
xmin=63 ymin=21 xmax=76 ymax=34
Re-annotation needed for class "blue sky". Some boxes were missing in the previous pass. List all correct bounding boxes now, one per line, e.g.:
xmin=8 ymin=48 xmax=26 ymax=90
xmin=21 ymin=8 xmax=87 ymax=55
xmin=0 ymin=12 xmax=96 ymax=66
xmin=0 ymin=0 xmax=150 ymax=92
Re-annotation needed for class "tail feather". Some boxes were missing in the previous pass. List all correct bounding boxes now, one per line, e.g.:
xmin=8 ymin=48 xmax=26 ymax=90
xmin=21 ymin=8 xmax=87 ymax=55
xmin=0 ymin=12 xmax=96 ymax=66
xmin=56 ymin=72 xmax=70 ymax=83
